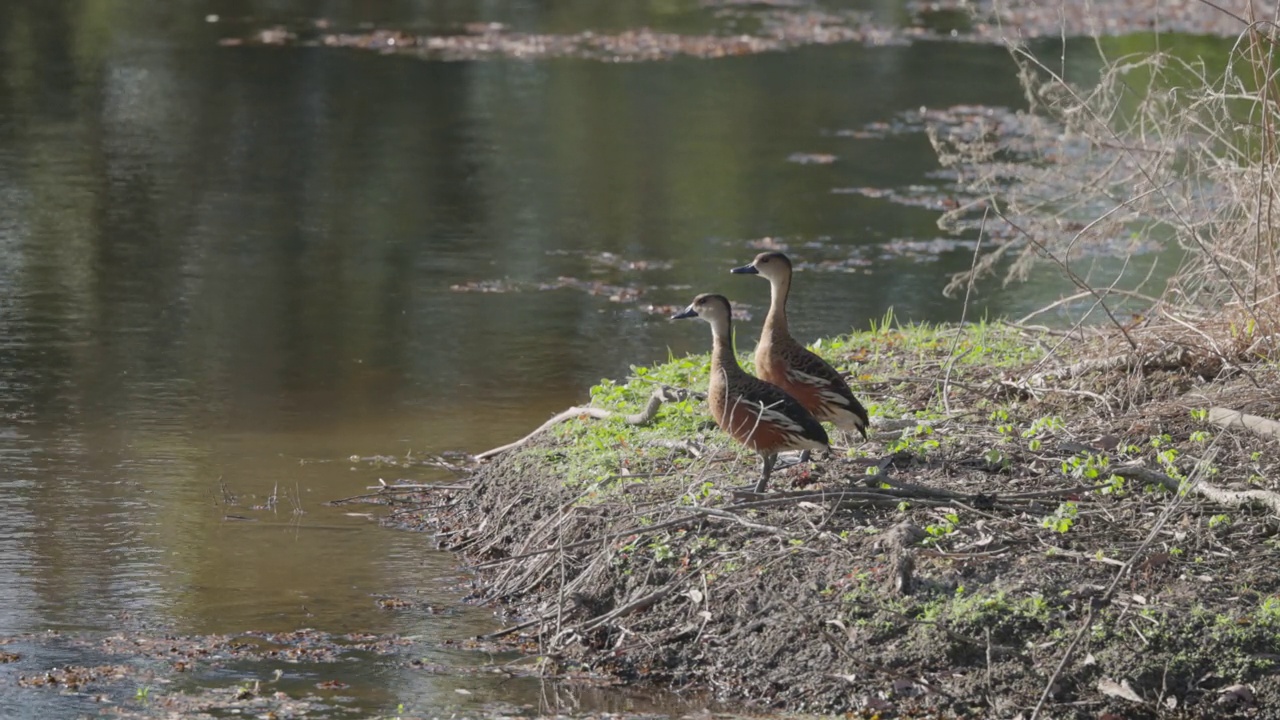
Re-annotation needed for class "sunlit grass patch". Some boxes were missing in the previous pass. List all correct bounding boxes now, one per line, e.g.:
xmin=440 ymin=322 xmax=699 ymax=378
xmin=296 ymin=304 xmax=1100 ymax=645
xmin=516 ymin=315 xmax=1055 ymax=504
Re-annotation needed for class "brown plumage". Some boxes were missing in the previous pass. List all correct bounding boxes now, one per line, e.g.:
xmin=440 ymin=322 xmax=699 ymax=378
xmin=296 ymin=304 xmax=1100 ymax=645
xmin=731 ymin=252 xmax=870 ymax=441
xmin=672 ymin=293 xmax=829 ymax=492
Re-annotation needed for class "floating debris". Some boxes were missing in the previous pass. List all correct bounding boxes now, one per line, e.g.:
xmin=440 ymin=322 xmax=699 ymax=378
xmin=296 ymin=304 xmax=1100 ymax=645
xmin=796 ymin=256 xmax=874 ymax=272
xmin=541 ymin=276 xmax=646 ymax=303
xmin=787 ymin=152 xmax=838 ymax=165
xmin=18 ymin=664 xmax=151 ymax=690
xmin=745 ymin=236 xmax=791 ymax=251
xmin=71 ymin=629 xmax=413 ymax=666
xmin=640 ymin=302 xmax=752 ymax=322
xmin=222 ymin=1 xmax=1266 ymax=62
xmin=451 ymin=275 xmax=653 ymax=304
xmin=375 ymin=595 xmax=442 ymax=612
xmin=831 ymin=185 xmax=966 ymax=212
xmin=224 ymin=9 xmax=900 ymax=62
xmin=583 ymin=252 xmax=674 ymax=273
xmin=447 ymin=278 xmax=521 ymax=294
xmin=543 ymin=250 xmax=675 ymax=272
xmin=836 ymin=104 xmax=1053 ymax=159
xmin=909 ymin=0 xmax=1270 ymax=40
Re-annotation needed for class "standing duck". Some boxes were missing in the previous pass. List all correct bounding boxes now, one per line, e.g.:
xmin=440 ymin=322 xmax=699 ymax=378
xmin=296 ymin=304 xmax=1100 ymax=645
xmin=672 ymin=293 xmax=829 ymax=492
xmin=731 ymin=252 xmax=870 ymax=443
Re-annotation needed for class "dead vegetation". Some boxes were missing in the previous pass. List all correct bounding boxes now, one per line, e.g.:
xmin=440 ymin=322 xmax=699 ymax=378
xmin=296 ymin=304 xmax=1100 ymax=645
xmin=223 ymin=8 xmax=894 ymax=61
xmin=934 ymin=4 xmax=1280 ymax=354
xmin=222 ymin=1 xmax=1275 ymax=62
xmin=914 ymin=0 xmax=1277 ymax=40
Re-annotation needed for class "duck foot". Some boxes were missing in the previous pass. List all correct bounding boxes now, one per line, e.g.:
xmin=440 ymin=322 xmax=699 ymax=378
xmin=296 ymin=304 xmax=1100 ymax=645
xmin=775 ymin=450 xmax=816 ymax=470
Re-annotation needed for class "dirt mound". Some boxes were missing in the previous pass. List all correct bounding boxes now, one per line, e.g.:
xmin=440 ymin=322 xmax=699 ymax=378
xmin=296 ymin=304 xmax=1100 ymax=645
xmin=392 ymin=321 xmax=1280 ymax=719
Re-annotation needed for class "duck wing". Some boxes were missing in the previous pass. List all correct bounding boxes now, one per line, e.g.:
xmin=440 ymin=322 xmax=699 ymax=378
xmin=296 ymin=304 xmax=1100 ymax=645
xmin=779 ymin=340 xmax=870 ymax=438
xmin=729 ymin=376 xmax=830 ymax=449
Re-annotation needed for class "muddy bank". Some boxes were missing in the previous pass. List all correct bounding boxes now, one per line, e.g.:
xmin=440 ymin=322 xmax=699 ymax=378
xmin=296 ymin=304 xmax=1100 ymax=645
xmin=393 ymin=319 xmax=1280 ymax=719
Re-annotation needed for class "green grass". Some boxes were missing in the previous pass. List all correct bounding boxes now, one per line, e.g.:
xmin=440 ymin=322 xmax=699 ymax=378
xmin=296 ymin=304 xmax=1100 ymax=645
xmin=1089 ymin=597 xmax=1280 ymax=680
xmin=512 ymin=316 xmax=1047 ymax=505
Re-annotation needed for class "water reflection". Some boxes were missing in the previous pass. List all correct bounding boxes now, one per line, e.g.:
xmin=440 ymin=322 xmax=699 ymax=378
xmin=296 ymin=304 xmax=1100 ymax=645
xmin=0 ymin=0 xmax=1106 ymax=633
xmin=0 ymin=0 xmax=1221 ymax=716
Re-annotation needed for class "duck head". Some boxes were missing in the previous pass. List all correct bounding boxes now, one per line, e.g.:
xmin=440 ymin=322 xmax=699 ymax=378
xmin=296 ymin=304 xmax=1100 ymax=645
xmin=672 ymin=293 xmax=732 ymax=323
xmin=730 ymin=251 xmax=792 ymax=282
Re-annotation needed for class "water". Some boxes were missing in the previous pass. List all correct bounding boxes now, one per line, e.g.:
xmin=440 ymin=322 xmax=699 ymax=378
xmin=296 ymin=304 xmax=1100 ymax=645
xmin=0 ymin=1 xmax=1207 ymax=716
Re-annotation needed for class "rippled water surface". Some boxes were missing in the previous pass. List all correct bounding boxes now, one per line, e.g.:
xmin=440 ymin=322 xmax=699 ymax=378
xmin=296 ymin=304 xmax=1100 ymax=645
xmin=0 ymin=1 xmax=1202 ymax=716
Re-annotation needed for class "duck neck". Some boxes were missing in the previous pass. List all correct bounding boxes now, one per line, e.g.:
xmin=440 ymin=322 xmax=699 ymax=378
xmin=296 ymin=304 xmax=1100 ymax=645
xmin=709 ymin=316 xmax=741 ymax=378
xmin=762 ymin=271 xmax=791 ymax=340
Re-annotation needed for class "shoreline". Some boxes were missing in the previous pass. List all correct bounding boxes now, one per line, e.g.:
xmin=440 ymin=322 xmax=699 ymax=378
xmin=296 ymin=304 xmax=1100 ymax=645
xmin=393 ymin=318 xmax=1280 ymax=719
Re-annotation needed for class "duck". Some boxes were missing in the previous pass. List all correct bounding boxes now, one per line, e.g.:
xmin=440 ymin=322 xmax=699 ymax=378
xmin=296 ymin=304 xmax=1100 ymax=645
xmin=672 ymin=293 xmax=830 ymax=492
xmin=730 ymin=252 xmax=870 ymax=444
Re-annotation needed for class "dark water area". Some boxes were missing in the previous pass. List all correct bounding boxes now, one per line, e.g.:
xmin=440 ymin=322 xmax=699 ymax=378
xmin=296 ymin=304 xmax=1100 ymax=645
xmin=0 ymin=1 xmax=1223 ymax=716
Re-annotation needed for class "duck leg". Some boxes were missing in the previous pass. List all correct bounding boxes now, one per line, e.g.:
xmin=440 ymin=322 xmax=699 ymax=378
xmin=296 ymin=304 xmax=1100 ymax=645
xmin=754 ymin=453 xmax=778 ymax=493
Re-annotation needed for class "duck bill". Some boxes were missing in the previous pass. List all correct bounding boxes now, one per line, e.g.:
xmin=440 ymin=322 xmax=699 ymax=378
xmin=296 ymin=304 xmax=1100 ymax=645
xmin=671 ymin=306 xmax=698 ymax=320
xmin=729 ymin=264 xmax=759 ymax=275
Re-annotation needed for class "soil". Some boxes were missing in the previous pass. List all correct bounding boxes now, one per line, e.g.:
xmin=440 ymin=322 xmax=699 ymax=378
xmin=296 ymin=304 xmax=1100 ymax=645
xmin=388 ymin=319 xmax=1280 ymax=720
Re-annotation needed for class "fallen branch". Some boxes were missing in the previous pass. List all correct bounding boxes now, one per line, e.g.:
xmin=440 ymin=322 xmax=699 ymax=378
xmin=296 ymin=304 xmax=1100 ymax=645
xmin=478 ymin=614 xmax=550 ymax=641
xmin=1022 ymin=348 xmax=1189 ymax=386
xmin=998 ymin=380 xmax=1115 ymax=410
xmin=676 ymin=505 xmax=788 ymax=534
xmin=729 ymin=489 xmax=950 ymax=511
xmin=1016 ymin=289 xmax=1161 ymax=325
xmin=578 ymin=583 xmax=679 ymax=633
xmin=1112 ymin=462 xmax=1280 ymax=515
xmin=1208 ymin=407 xmax=1280 ymax=440
xmin=328 ymin=483 xmax=470 ymax=504
xmin=473 ymin=386 xmax=690 ymax=461
xmin=472 ymin=515 xmax=695 ymax=570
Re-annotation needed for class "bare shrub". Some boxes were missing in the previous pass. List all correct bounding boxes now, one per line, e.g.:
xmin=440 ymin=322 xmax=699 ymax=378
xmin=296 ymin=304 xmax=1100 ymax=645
xmin=934 ymin=4 xmax=1280 ymax=361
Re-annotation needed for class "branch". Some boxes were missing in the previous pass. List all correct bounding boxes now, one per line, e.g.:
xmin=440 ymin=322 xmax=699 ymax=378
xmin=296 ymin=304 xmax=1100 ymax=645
xmin=675 ymin=505 xmax=787 ymax=534
xmin=473 ymin=386 xmax=690 ymax=461
xmin=1113 ymin=462 xmax=1280 ymax=515
xmin=1208 ymin=406 xmax=1280 ymax=440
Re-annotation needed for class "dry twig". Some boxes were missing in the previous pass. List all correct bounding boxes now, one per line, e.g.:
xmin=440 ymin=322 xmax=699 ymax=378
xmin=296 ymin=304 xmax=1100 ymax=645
xmin=474 ymin=386 xmax=690 ymax=461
